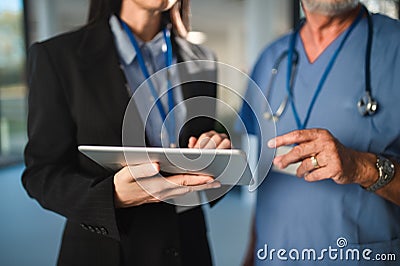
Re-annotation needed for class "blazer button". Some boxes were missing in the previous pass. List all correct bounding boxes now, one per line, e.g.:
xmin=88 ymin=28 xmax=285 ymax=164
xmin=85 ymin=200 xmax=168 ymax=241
xmin=100 ymin=227 xmax=108 ymax=235
xmin=87 ymin=225 xmax=95 ymax=233
xmin=165 ymin=248 xmax=180 ymax=257
xmin=94 ymin=226 xmax=102 ymax=234
xmin=172 ymin=250 xmax=179 ymax=257
xmin=80 ymin=223 xmax=88 ymax=230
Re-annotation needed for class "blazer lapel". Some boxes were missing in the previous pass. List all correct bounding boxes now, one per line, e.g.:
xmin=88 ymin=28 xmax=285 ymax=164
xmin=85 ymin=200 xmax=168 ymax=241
xmin=77 ymin=20 xmax=145 ymax=146
xmin=74 ymin=26 xmax=216 ymax=147
xmin=173 ymin=36 xmax=217 ymax=100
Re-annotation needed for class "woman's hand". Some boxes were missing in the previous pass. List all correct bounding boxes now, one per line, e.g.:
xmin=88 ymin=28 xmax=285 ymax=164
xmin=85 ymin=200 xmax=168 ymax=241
xmin=268 ymin=128 xmax=377 ymax=186
xmin=113 ymin=163 xmax=221 ymax=208
xmin=114 ymin=130 xmax=230 ymax=208
xmin=188 ymin=130 xmax=231 ymax=149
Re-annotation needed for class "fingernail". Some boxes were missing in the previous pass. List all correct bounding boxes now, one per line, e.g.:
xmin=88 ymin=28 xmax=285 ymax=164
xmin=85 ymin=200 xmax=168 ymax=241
xmin=206 ymin=178 xmax=216 ymax=184
xmin=209 ymin=181 xmax=221 ymax=188
xmin=268 ymin=139 xmax=276 ymax=148
xmin=152 ymin=163 xmax=160 ymax=172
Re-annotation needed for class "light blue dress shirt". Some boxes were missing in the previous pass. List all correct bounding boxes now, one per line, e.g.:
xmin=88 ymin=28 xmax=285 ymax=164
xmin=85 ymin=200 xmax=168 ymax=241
xmin=109 ymin=15 xmax=186 ymax=147
xmin=239 ymin=13 xmax=400 ymax=265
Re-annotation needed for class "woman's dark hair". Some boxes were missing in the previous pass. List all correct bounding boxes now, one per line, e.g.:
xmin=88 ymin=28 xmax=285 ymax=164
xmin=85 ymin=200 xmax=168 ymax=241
xmin=87 ymin=0 xmax=122 ymax=24
xmin=87 ymin=0 xmax=190 ymax=38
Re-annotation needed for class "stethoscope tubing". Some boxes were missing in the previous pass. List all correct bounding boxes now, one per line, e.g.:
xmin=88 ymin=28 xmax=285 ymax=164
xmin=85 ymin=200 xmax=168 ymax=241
xmin=265 ymin=4 xmax=377 ymax=125
xmin=119 ymin=18 xmax=177 ymax=146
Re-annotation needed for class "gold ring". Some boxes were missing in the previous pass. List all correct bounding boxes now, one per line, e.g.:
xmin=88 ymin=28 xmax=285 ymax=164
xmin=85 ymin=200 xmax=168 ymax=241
xmin=310 ymin=156 xmax=320 ymax=169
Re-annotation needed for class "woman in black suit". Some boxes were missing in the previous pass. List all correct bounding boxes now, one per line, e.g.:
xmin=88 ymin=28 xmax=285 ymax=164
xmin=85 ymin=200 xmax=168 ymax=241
xmin=22 ymin=0 xmax=228 ymax=265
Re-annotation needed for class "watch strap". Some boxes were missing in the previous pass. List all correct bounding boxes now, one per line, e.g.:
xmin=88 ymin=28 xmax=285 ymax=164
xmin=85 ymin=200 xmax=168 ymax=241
xmin=366 ymin=155 xmax=395 ymax=192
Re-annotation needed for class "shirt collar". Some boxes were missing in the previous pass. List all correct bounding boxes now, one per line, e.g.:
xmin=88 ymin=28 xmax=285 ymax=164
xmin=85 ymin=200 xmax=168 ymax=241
xmin=109 ymin=14 xmax=166 ymax=66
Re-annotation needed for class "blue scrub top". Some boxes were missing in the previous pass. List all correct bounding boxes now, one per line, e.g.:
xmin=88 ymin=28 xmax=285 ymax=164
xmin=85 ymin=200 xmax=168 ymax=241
xmin=239 ymin=13 xmax=400 ymax=265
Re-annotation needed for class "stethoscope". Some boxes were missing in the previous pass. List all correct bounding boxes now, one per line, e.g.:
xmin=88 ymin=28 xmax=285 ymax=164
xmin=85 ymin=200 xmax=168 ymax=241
xmin=264 ymin=5 xmax=378 ymax=127
xmin=119 ymin=18 xmax=177 ymax=147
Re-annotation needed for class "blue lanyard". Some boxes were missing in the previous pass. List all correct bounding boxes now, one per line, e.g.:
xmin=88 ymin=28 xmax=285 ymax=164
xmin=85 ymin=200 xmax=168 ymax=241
xmin=119 ymin=19 xmax=176 ymax=146
xmin=287 ymin=8 xmax=365 ymax=130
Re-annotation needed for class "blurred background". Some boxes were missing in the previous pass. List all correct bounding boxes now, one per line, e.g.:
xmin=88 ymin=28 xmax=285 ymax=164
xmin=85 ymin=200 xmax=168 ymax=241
xmin=0 ymin=0 xmax=398 ymax=265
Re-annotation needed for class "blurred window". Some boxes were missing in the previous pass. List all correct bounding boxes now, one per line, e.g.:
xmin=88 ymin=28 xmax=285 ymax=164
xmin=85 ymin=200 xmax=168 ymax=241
xmin=296 ymin=0 xmax=399 ymax=20
xmin=361 ymin=0 xmax=399 ymax=19
xmin=0 ymin=0 xmax=27 ymax=166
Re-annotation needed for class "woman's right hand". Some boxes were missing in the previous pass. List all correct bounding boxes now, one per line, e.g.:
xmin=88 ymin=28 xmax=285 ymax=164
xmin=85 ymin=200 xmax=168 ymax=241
xmin=113 ymin=163 xmax=220 ymax=208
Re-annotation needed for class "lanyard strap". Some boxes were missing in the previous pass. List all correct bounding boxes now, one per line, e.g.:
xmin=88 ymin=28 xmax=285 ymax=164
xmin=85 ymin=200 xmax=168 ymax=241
xmin=119 ymin=19 xmax=176 ymax=146
xmin=163 ymin=28 xmax=176 ymax=146
xmin=287 ymin=7 xmax=365 ymax=130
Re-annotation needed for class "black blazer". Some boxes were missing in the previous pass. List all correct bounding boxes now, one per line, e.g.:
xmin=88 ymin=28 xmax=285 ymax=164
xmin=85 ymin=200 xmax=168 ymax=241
xmin=22 ymin=18 xmax=218 ymax=266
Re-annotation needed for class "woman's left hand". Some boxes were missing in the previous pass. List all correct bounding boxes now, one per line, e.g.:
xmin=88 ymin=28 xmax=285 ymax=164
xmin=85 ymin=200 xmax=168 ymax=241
xmin=268 ymin=128 xmax=375 ymax=185
xmin=188 ymin=130 xmax=231 ymax=149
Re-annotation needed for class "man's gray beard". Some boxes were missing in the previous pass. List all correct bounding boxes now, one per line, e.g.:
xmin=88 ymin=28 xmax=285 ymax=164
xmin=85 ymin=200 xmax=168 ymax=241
xmin=301 ymin=0 xmax=360 ymax=16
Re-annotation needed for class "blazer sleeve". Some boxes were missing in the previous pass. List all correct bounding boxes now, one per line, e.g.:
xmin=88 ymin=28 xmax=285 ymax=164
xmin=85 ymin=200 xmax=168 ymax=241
xmin=22 ymin=43 xmax=121 ymax=241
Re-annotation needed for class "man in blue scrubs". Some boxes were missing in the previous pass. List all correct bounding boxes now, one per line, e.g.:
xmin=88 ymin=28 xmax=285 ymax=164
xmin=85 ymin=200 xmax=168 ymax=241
xmin=239 ymin=0 xmax=400 ymax=265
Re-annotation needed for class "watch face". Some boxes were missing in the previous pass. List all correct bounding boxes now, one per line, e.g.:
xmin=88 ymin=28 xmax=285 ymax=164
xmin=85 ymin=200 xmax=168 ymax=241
xmin=383 ymin=160 xmax=394 ymax=172
xmin=382 ymin=158 xmax=395 ymax=179
xmin=367 ymin=155 xmax=395 ymax=192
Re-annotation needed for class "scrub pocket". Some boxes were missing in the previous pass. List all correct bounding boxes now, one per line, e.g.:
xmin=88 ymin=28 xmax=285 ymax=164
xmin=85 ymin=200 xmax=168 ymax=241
xmin=347 ymin=238 xmax=400 ymax=266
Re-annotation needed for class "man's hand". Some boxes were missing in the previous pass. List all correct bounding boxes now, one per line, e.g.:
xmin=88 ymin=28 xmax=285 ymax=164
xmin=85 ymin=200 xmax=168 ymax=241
xmin=268 ymin=128 xmax=377 ymax=185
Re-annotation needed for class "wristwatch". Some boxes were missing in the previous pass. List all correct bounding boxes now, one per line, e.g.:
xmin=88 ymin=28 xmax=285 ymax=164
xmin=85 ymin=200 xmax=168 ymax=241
xmin=366 ymin=155 xmax=395 ymax=192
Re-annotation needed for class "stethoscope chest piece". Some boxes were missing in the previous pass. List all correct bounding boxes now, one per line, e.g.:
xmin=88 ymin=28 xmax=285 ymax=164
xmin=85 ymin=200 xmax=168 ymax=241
xmin=357 ymin=92 xmax=378 ymax=116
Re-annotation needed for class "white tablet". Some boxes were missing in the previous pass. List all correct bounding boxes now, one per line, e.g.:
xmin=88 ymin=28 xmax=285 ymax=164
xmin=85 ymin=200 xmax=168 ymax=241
xmin=78 ymin=145 xmax=253 ymax=186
